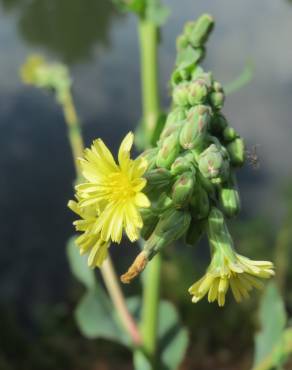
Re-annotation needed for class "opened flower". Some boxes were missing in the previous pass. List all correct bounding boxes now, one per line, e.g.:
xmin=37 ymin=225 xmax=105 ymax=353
xmin=189 ymin=243 xmax=274 ymax=307
xmin=70 ymin=132 xmax=150 ymax=259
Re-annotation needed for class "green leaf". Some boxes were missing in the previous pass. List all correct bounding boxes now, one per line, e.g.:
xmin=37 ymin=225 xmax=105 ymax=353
xmin=253 ymin=281 xmax=287 ymax=368
xmin=75 ymin=287 xmax=126 ymax=343
xmin=133 ymin=299 xmax=189 ymax=370
xmin=176 ymin=46 xmax=202 ymax=70
xmin=112 ymin=0 xmax=145 ymax=15
xmin=66 ymin=236 xmax=95 ymax=290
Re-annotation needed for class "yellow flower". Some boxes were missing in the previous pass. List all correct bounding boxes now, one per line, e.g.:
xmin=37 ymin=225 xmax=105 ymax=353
xmin=75 ymin=132 xmax=150 ymax=244
xmin=68 ymin=200 xmax=109 ymax=268
xmin=189 ymin=249 xmax=274 ymax=307
xmin=20 ymin=55 xmax=45 ymax=85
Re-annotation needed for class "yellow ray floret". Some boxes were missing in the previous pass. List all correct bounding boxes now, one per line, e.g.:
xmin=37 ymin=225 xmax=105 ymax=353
xmin=68 ymin=200 xmax=109 ymax=268
xmin=189 ymin=249 xmax=274 ymax=307
xmin=72 ymin=132 xmax=150 ymax=252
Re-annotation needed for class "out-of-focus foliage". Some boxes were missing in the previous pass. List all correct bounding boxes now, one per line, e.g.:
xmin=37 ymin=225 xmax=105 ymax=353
xmin=67 ymin=237 xmax=188 ymax=370
xmin=0 ymin=0 xmax=119 ymax=63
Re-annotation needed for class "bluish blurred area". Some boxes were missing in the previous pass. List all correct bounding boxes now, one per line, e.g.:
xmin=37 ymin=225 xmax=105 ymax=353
xmin=0 ymin=0 xmax=292 ymax=369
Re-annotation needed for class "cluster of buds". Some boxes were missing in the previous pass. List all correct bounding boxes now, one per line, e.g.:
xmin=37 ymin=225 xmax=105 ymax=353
xmin=121 ymin=15 xmax=273 ymax=306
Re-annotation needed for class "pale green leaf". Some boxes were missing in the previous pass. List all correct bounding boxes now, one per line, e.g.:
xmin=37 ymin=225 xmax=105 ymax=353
xmin=66 ymin=236 xmax=95 ymax=290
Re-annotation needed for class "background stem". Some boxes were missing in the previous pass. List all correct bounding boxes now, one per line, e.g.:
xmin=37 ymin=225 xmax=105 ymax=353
xmin=139 ymin=18 xmax=160 ymax=145
xmin=62 ymin=90 xmax=142 ymax=346
xmin=138 ymin=15 xmax=162 ymax=367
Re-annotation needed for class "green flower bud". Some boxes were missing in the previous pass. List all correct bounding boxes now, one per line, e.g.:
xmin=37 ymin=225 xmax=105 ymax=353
xmin=179 ymin=105 xmax=211 ymax=149
xmin=212 ymin=81 xmax=223 ymax=92
xmin=156 ymin=131 xmax=180 ymax=168
xmin=160 ymin=122 xmax=183 ymax=142
xmin=219 ymin=185 xmax=241 ymax=218
xmin=210 ymin=91 xmax=225 ymax=110
xmin=198 ymin=144 xmax=224 ymax=179
xmin=185 ymin=218 xmax=206 ymax=246
xmin=164 ymin=107 xmax=186 ymax=129
xmin=170 ymin=151 xmax=195 ymax=176
xmin=222 ymin=127 xmax=238 ymax=142
xmin=176 ymin=34 xmax=189 ymax=51
xmin=190 ymin=185 xmax=210 ymax=220
xmin=145 ymin=168 xmax=173 ymax=191
xmin=140 ymin=208 xmax=159 ymax=240
xmin=183 ymin=21 xmax=196 ymax=39
xmin=172 ymin=171 xmax=195 ymax=208
xmin=209 ymin=113 xmax=228 ymax=134
xmin=143 ymin=208 xmax=191 ymax=259
xmin=188 ymin=14 xmax=214 ymax=47
xmin=188 ymin=78 xmax=208 ymax=105
xmin=191 ymin=70 xmax=213 ymax=89
xmin=227 ymin=138 xmax=246 ymax=166
xmin=173 ymin=82 xmax=190 ymax=106
xmin=139 ymin=148 xmax=158 ymax=171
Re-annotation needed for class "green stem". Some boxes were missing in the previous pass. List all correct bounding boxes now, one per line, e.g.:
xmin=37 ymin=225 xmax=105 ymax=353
xmin=139 ymin=18 xmax=160 ymax=145
xmin=138 ymin=14 xmax=162 ymax=368
xmin=141 ymin=254 xmax=162 ymax=366
xmin=61 ymin=90 xmax=142 ymax=346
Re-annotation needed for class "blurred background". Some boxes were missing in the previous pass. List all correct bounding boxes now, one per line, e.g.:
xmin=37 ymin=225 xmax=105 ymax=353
xmin=0 ymin=0 xmax=292 ymax=369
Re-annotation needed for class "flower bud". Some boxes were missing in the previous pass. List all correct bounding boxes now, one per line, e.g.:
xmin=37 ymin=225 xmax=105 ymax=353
xmin=172 ymin=171 xmax=195 ymax=208
xmin=170 ymin=151 xmax=195 ymax=176
xmin=192 ymin=70 xmax=213 ymax=89
xmin=210 ymin=91 xmax=225 ymax=110
xmin=144 ymin=168 xmax=172 ymax=191
xmin=218 ymin=185 xmax=241 ymax=218
xmin=198 ymin=144 xmax=224 ymax=179
xmin=140 ymin=208 xmax=159 ymax=240
xmin=139 ymin=148 xmax=158 ymax=171
xmin=190 ymin=186 xmax=210 ymax=220
xmin=227 ymin=138 xmax=245 ymax=166
xmin=188 ymin=14 xmax=214 ymax=47
xmin=185 ymin=218 xmax=206 ymax=246
xmin=209 ymin=113 xmax=228 ymax=134
xmin=183 ymin=21 xmax=196 ymax=39
xmin=212 ymin=81 xmax=223 ymax=92
xmin=156 ymin=131 xmax=180 ymax=168
xmin=188 ymin=79 xmax=208 ymax=105
xmin=173 ymin=82 xmax=190 ymax=106
xmin=179 ymin=105 xmax=211 ymax=149
xmin=222 ymin=127 xmax=238 ymax=142
xmin=160 ymin=122 xmax=183 ymax=142
xmin=143 ymin=208 xmax=191 ymax=259
xmin=176 ymin=34 xmax=189 ymax=51
xmin=164 ymin=107 xmax=186 ymax=129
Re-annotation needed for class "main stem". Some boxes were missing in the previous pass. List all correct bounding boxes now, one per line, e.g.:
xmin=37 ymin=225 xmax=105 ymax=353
xmin=62 ymin=91 xmax=142 ymax=346
xmin=139 ymin=17 xmax=162 ymax=367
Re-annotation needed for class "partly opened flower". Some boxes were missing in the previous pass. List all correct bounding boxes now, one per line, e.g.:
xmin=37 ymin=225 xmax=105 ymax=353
xmin=189 ymin=246 xmax=274 ymax=307
xmin=68 ymin=132 xmax=150 ymax=268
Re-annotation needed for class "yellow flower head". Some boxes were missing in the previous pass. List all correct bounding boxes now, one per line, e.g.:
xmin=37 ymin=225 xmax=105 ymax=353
xmin=189 ymin=248 xmax=274 ymax=307
xmin=73 ymin=132 xmax=150 ymax=247
xmin=68 ymin=200 xmax=110 ymax=268
xmin=20 ymin=55 xmax=46 ymax=85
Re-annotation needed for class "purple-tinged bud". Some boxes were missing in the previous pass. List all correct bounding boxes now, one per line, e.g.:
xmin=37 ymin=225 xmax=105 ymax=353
xmin=173 ymin=82 xmax=190 ymax=106
xmin=172 ymin=171 xmax=195 ymax=208
xmin=160 ymin=122 xmax=183 ymax=142
xmin=156 ymin=131 xmax=180 ymax=168
xmin=144 ymin=168 xmax=172 ymax=190
xmin=164 ymin=107 xmax=186 ymax=130
xmin=179 ymin=105 xmax=211 ymax=149
xmin=198 ymin=144 xmax=224 ymax=179
xmin=188 ymin=78 xmax=208 ymax=105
